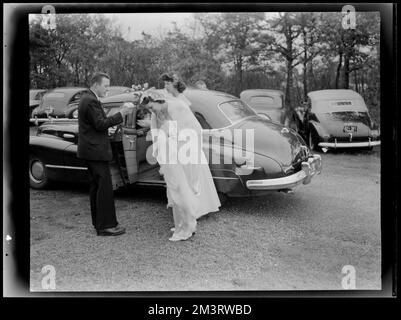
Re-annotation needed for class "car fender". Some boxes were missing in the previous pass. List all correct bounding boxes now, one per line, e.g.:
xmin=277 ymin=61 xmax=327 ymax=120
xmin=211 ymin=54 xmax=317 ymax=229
xmin=64 ymin=103 xmax=79 ymax=118
xmin=30 ymin=135 xmax=73 ymax=165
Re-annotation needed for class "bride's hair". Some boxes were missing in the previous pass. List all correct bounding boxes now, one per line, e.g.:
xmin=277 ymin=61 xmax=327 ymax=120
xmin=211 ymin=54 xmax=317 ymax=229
xmin=173 ymin=80 xmax=186 ymax=93
xmin=160 ymin=72 xmax=186 ymax=93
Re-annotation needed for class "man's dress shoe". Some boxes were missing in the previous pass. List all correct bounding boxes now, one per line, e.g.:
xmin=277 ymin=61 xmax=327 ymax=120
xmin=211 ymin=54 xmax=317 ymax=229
xmin=97 ymin=226 xmax=126 ymax=236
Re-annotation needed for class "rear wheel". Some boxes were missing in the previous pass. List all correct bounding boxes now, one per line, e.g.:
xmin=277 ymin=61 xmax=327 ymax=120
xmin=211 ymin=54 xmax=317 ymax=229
xmin=29 ymin=155 xmax=50 ymax=189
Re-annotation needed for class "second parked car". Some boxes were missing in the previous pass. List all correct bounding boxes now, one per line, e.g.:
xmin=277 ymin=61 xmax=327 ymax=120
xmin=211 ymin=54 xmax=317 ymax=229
xmin=240 ymin=89 xmax=299 ymax=130
xmin=64 ymin=86 xmax=134 ymax=118
xmin=32 ymin=87 xmax=89 ymax=119
xmin=29 ymin=89 xmax=47 ymax=118
xmin=296 ymin=89 xmax=380 ymax=151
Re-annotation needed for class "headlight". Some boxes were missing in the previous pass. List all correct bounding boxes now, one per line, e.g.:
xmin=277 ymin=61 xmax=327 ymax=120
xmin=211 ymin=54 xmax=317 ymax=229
xmin=371 ymin=129 xmax=379 ymax=138
xmin=72 ymin=109 xmax=78 ymax=119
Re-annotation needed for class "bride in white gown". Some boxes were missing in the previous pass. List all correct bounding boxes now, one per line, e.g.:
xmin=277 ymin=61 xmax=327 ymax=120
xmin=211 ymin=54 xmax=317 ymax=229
xmin=160 ymin=73 xmax=221 ymax=217
xmin=144 ymin=82 xmax=221 ymax=241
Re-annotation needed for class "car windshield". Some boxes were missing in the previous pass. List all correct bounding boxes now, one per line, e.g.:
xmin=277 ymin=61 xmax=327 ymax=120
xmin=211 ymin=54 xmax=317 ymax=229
xmin=313 ymin=99 xmax=368 ymax=113
xmin=248 ymin=95 xmax=282 ymax=109
xmin=45 ymin=92 xmax=66 ymax=99
xmin=70 ymin=91 xmax=86 ymax=103
xmin=30 ymin=91 xmax=37 ymax=100
xmin=219 ymin=100 xmax=257 ymax=123
xmin=30 ymin=90 xmax=44 ymax=100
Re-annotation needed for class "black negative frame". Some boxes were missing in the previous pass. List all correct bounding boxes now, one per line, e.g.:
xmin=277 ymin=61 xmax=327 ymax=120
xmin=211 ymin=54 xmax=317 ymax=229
xmin=3 ymin=2 xmax=398 ymax=299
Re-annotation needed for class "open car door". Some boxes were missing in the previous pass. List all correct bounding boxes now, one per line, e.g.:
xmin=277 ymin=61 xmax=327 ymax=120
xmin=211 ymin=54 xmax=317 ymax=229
xmin=121 ymin=110 xmax=139 ymax=183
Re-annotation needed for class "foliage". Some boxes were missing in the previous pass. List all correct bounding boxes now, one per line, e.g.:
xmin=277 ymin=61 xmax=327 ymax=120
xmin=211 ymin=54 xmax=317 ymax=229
xmin=29 ymin=12 xmax=380 ymax=122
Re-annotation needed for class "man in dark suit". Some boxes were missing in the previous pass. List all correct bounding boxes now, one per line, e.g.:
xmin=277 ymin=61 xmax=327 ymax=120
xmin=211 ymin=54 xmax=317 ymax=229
xmin=77 ymin=72 xmax=135 ymax=236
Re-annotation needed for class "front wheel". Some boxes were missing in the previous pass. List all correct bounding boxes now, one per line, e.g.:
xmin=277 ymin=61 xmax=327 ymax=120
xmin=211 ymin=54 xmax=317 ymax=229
xmin=29 ymin=155 xmax=51 ymax=189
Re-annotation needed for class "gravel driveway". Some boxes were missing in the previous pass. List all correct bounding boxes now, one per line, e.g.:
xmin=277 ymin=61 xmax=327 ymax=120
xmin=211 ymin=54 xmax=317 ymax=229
xmin=30 ymin=126 xmax=381 ymax=291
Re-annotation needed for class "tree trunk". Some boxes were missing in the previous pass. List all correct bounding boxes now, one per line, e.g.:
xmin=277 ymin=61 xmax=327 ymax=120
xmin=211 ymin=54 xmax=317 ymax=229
xmin=285 ymin=59 xmax=294 ymax=111
xmin=335 ymin=52 xmax=343 ymax=89
xmin=361 ymin=70 xmax=365 ymax=95
xmin=344 ymin=52 xmax=350 ymax=89
xmin=354 ymin=70 xmax=358 ymax=92
xmin=237 ymin=55 xmax=243 ymax=95
xmin=302 ymin=29 xmax=308 ymax=101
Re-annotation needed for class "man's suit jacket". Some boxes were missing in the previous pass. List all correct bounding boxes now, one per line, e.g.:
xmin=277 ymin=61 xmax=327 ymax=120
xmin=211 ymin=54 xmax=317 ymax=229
xmin=77 ymin=90 xmax=124 ymax=161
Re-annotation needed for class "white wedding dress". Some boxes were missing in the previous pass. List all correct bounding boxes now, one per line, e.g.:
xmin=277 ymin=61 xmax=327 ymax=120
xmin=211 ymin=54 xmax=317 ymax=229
xmin=151 ymin=94 xmax=221 ymax=240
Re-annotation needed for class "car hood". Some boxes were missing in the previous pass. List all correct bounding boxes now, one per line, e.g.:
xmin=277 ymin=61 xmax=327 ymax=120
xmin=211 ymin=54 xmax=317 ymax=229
xmin=316 ymin=111 xmax=372 ymax=136
xmin=206 ymin=116 xmax=308 ymax=170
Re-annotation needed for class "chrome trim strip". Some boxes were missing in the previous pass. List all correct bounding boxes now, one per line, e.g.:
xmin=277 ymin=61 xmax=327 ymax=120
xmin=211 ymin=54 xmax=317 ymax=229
xmin=45 ymin=164 xmax=87 ymax=170
xmin=246 ymin=155 xmax=322 ymax=190
xmin=318 ymin=141 xmax=381 ymax=148
xmin=212 ymin=176 xmax=239 ymax=180
xmin=30 ymin=118 xmax=77 ymax=122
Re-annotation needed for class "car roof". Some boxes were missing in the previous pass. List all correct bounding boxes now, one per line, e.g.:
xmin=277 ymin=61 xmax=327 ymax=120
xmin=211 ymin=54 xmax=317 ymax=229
xmin=108 ymin=86 xmax=131 ymax=89
xmin=44 ymin=87 xmax=88 ymax=99
xmin=240 ymin=89 xmax=284 ymax=99
xmin=307 ymin=89 xmax=364 ymax=101
xmin=101 ymin=88 xmax=241 ymax=128
xmin=185 ymin=88 xmax=238 ymax=104
xmin=48 ymin=87 xmax=87 ymax=93
xmin=100 ymin=92 xmax=140 ymax=104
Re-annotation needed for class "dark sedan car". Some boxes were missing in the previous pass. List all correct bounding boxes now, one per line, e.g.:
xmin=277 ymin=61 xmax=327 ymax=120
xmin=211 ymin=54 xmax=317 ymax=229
xmin=64 ymin=86 xmax=134 ymax=119
xmin=240 ymin=89 xmax=299 ymax=130
xmin=32 ymin=87 xmax=89 ymax=119
xmin=29 ymin=89 xmax=322 ymax=198
xmin=29 ymin=89 xmax=47 ymax=118
xmin=295 ymin=89 xmax=380 ymax=151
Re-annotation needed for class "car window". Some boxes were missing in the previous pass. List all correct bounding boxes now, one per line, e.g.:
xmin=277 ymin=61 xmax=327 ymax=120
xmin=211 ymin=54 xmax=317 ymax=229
xmin=70 ymin=91 xmax=86 ymax=104
xmin=313 ymin=99 xmax=367 ymax=112
xmin=104 ymin=105 xmax=122 ymax=117
xmin=194 ymin=112 xmax=212 ymax=129
xmin=36 ymin=91 xmax=46 ymax=100
xmin=249 ymin=95 xmax=282 ymax=109
xmin=218 ymin=100 xmax=257 ymax=123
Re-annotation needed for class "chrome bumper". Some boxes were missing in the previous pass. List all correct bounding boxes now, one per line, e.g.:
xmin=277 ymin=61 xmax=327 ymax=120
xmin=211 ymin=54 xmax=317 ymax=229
xmin=246 ymin=154 xmax=322 ymax=190
xmin=318 ymin=139 xmax=380 ymax=148
xmin=30 ymin=118 xmax=77 ymax=124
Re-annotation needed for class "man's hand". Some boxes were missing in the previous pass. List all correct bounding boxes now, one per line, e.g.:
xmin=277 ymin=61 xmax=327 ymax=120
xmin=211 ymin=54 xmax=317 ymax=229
xmin=120 ymin=102 xmax=135 ymax=117
xmin=137 ymin=119 xmax=151 ymax=128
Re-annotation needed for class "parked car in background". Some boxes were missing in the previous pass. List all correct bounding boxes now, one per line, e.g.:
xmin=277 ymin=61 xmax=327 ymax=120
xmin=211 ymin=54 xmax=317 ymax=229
xmin=31 ymin=87 xmax=89 ymax=119
xmin=64 ymin=85 xmax=134 ymax=118
xmin=295 ymin=89 xmax=380 ymax=151
xmin=29 ymin=89 xmax=321 ymax=198
xmin=240 ymin=89 xmax=299 ymax=130
xmin=29 ymin=89 xmax=47 ymax=118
